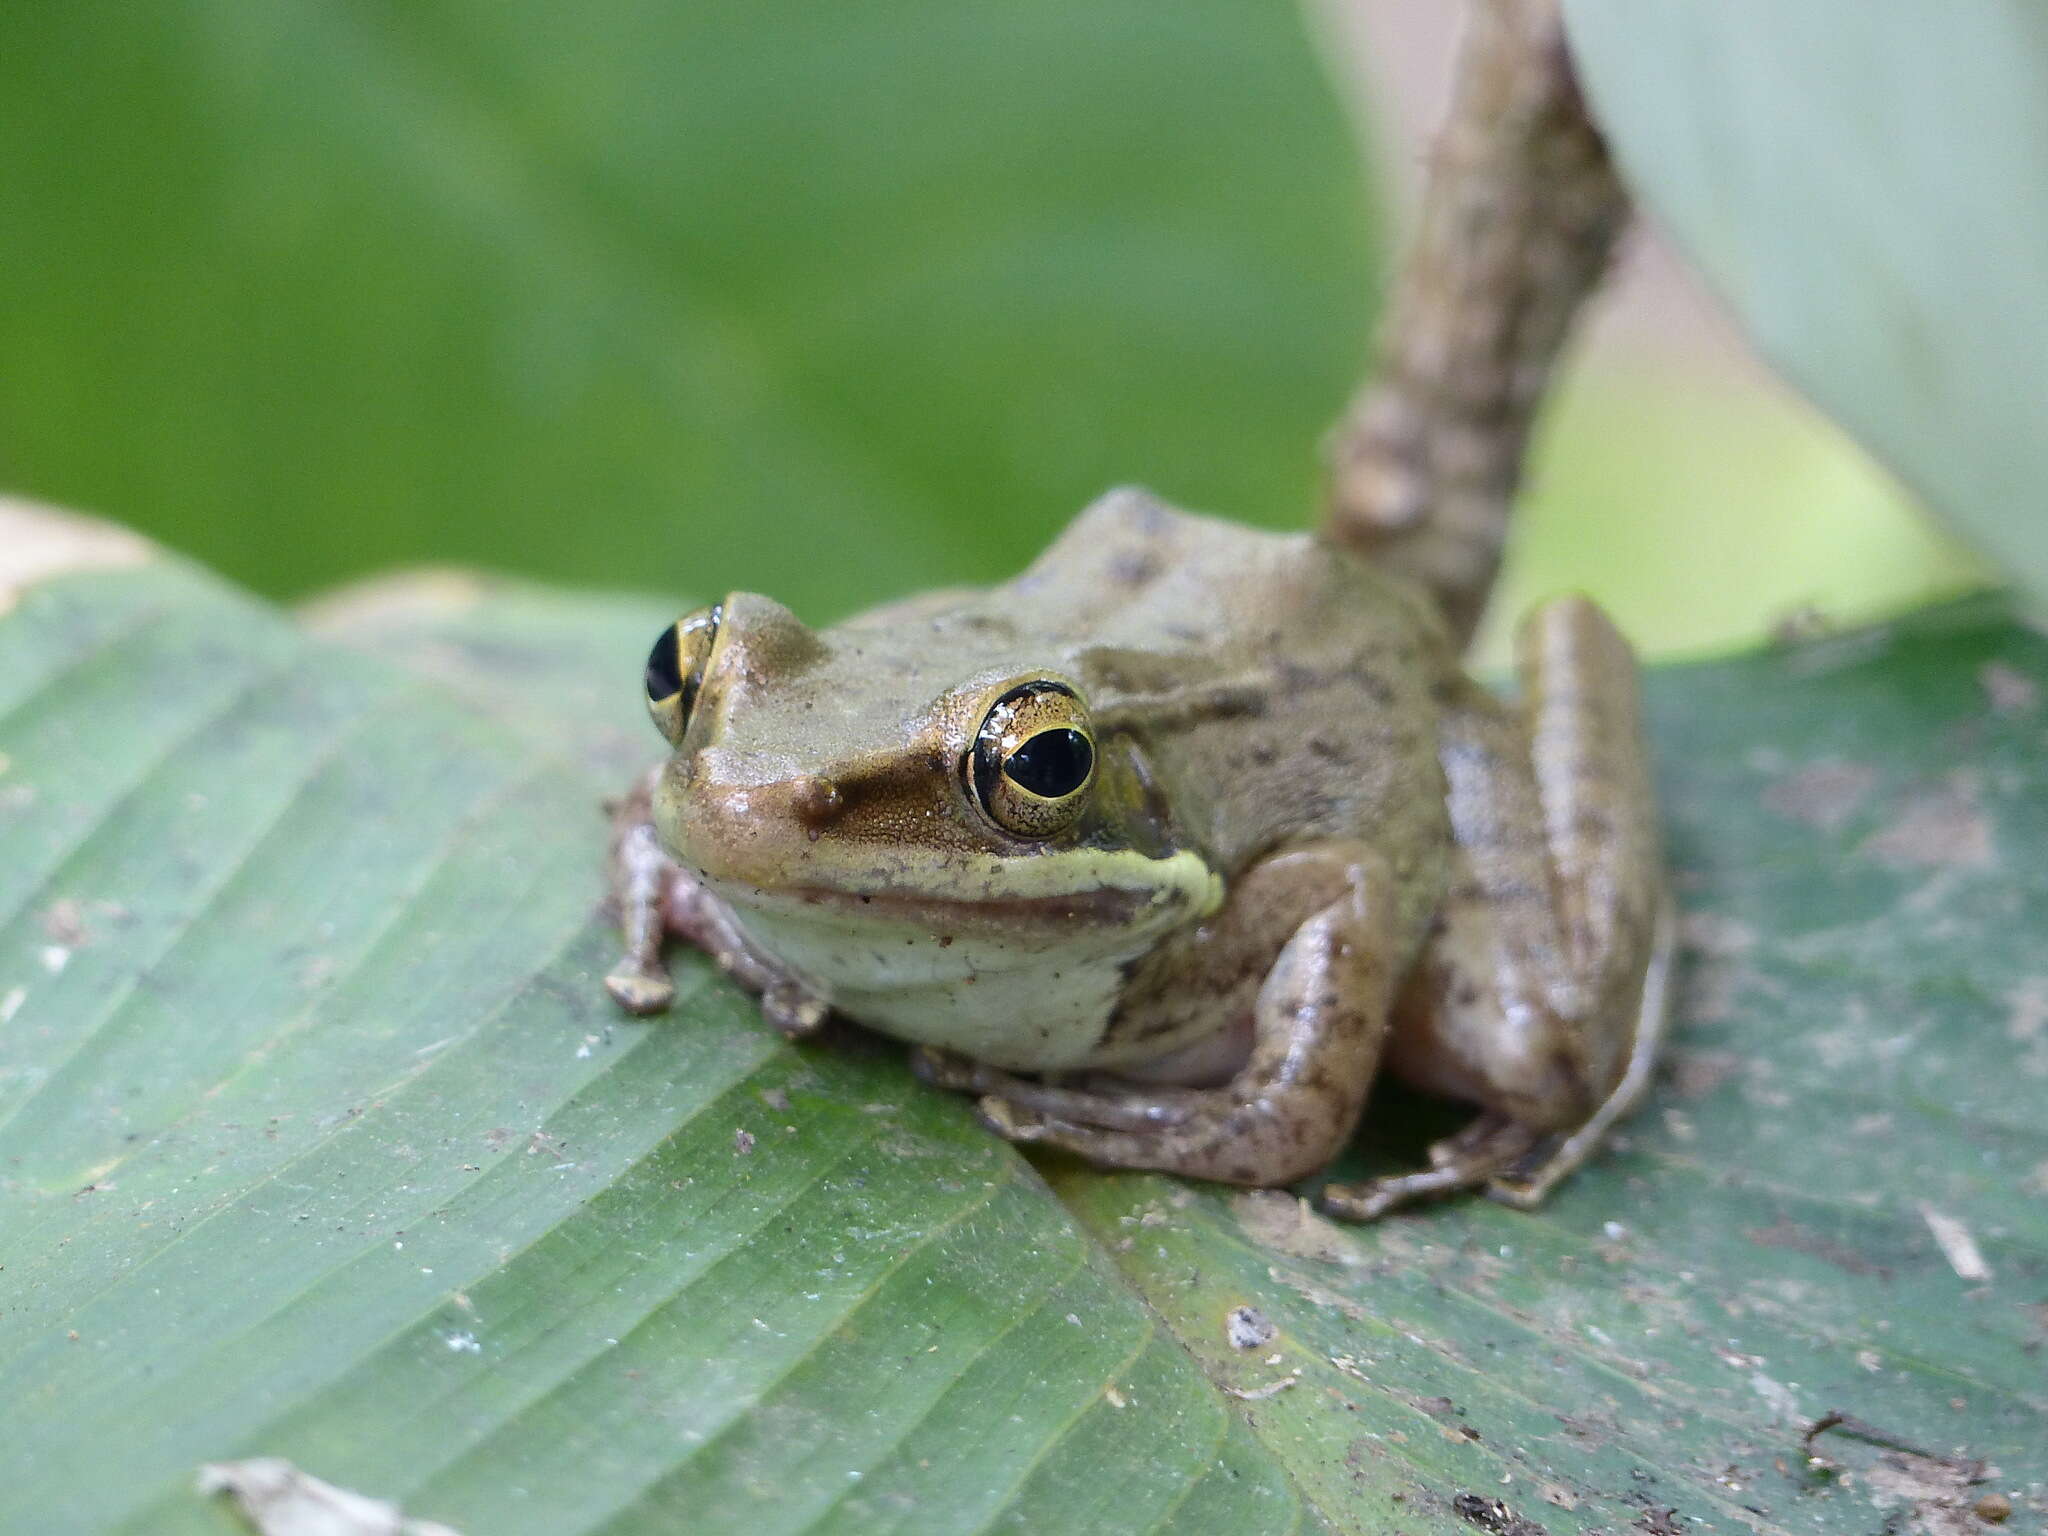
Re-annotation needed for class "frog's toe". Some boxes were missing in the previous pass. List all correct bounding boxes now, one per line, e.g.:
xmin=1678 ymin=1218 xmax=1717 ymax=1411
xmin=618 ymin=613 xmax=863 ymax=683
xmin=909 ymin=1046 xmax=989 ymax=1092
xmin=975 ymin=1095 xmax=1052 ymax=1142
xmin=604 ymin=960 xmax=676 ymax=1016
xmin=1320 ymin=1112 xmax=1541 ymax=1222
xmin=761 ymin=982 xmax=830 ymax=1038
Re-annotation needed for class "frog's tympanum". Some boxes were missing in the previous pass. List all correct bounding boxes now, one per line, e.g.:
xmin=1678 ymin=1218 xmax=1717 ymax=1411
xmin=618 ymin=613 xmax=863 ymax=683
xmin=603 ymin=0 xmax=1671 ymax=1219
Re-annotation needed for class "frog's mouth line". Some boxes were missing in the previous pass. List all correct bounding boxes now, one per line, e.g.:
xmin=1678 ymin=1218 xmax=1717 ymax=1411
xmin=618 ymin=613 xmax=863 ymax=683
xmin=746 ymin=881 xmax=1166 ymax=929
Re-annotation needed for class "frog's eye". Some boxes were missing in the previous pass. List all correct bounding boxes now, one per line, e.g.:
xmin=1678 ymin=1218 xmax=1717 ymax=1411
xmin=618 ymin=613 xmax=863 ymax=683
xmin=969 ymin=681 xmax=1097 ymax=838
xmin=643 ymin=603 xmax=722 ymax=745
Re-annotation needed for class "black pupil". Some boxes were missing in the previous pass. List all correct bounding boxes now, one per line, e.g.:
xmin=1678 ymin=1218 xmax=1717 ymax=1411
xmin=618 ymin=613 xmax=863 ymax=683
xmin=644 ymin=626 xmax=684 ymax=702
xmin=1005 ymin=729 xmax=1092 ymax=798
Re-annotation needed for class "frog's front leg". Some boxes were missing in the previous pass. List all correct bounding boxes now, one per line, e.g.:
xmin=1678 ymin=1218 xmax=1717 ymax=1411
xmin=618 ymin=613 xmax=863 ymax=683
xmin=1323 ymin=596 xmax=1671 ymax=1220
xmin=603 ymin=771 xmax=829 ymax=1035
xmin=933 ymin=845 xmax=1401 ymax=1188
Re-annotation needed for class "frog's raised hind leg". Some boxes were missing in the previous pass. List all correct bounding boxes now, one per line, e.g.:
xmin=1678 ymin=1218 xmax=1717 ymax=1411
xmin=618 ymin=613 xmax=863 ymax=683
xmin=1322 ymin=0 xmax=1629 ymax=644
xmin=1323 ymin=596 xmax=1668 ymax=1220
xmin=942 ymin=846 xmax=1401 ymax=1189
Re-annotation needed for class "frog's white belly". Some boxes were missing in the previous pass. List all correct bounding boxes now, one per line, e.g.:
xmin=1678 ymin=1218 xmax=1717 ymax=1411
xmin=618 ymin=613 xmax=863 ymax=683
xmin=725 ymin=903 xmax=1150 ymax=1071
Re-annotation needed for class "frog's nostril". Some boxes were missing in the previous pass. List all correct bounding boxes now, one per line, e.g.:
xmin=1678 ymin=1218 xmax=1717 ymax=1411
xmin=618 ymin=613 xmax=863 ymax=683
xmin=788 ymin=775 xmax=844 ymax=831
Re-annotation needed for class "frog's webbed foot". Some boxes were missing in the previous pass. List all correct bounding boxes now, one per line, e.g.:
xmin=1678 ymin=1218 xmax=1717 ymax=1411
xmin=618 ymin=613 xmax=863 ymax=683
xmin=933 ymin=848 xmax=1399 ymax=1189
xmin=1321 ymin=1112 xmax=1539 ymax=1221
xmin=604 ymin=773 xmax=830 ymax=1036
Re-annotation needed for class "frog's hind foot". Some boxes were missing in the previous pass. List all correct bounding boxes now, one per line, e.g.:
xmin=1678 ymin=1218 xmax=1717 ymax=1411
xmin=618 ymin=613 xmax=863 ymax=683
xmin=1326 ymin=895 xmax=1676 ymax=1222
xmin=1320 ymin=1112 xmax=1539 ymax=1222
xmin=1483 ymin=897 xmax=1675 ymax=1210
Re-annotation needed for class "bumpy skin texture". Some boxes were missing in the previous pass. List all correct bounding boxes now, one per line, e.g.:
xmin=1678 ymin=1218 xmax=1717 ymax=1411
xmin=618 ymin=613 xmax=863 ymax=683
xmin=604 ymin=0 xmax=1667 ymax=1217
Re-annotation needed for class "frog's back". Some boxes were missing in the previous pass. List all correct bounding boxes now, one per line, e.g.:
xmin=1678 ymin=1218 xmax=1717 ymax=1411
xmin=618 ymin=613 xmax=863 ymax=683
xmin=1006 ymin=489 xmax=1458 ymax=917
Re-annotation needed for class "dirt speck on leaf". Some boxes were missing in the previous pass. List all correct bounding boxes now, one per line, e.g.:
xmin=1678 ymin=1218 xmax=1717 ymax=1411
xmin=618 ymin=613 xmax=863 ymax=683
xmin=1978 ymin=660 xmax=2039 ymax=716
xmin=1451 ymin=1491 xmax=1546 ymax=1536
xmin=1861 ymin=772 xmax=1994 ymax=870
xmin=1918 ymin=1203 xmax=1992 ymax=1282
xmin=2004 ymin=979 xmax=2048 ymax=1042
xmin=1745 ymin=1217 xmax=1891 ymax=1278
xmin=1231 ymin=1190 xmax=1358 ymax=1264
xmin=1225 ymin=1304 xmax=1275 ymax=1350
xmin=198 ymin=1457 xmax=461 ymax=1536
xmin=1763 ymin=759 xmax=1876 ymax=831
xmin=1864 ymin=1452 xmax=1997 ymax=1536
xmin=41 ymin=898 xmax=88 ymax=947
xmin=1973 ymin=1491 xmax=2013 ymax=1523
xmin=1666 ymin=1050 xmax=1741 ymax=1101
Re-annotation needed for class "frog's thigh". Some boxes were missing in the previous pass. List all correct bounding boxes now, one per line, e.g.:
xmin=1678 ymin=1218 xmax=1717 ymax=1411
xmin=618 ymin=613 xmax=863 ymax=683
xmin=972 ymin=843 xmax=1399 ymax=1188
xmin=1326 ymin=596 xmax=1669 ymax=1219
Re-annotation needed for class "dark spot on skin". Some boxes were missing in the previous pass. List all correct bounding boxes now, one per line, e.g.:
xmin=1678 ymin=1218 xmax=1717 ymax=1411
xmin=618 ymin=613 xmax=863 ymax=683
xmin=1276 ymin=660 xmax=1321 ymax=694
xmin=1343 ymin=664 xmax=1398 ymax=707
xmin=1109 ymin=550 xmax=1162 ymax=587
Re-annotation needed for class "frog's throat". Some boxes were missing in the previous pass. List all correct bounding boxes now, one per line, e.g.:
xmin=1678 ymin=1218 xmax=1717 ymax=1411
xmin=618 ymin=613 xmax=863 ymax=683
xmin=709 ymin=846 xmax=1221 ymax=934
xmin=706 ymin=847 xmax=1221 ymax=979
xmin=710 ymin=848 xmax=1224 ymax=1072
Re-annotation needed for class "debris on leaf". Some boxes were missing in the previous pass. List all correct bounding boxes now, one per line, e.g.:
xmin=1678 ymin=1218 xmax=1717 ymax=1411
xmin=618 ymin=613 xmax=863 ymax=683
xmin=1861 ymin=771 xmax=1994 ymax=871
xmin=1802 ymin=1409 xmax=1999 ymax=1534
xmin=1979 ymin=660 xmax=2039 ymax=715
xmin=1865 ymin=1454 xmax=2001 ymax=1536
xmin=1918 ymin=1203 xmax=1993 ymax=1282
xmin=1230 ymin=1190 xmax=1357 ymax=1264
xmin=197 ymin=1458 xmax=461 ymax=1536
xmin=1451 ymin=1491 xmax=1546 ymax=1536
xmin=1224 ymin=1304 xmax=1275 ymax=1350
xmin=1222 ymin=1374 xmax=1298 ymax=1401
xmin=1762 ymin=759 xmax=1876 ymax=831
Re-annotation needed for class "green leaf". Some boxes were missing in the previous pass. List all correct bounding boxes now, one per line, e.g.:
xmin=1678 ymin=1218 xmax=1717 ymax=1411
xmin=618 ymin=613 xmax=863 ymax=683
xmin=6 ymin=512 xmax=2042 ymax=1533
xmin=0 ymin=0 xmax=1374 ymax=619
xmin=1560 ymin=0 xmax=2048 ymax=603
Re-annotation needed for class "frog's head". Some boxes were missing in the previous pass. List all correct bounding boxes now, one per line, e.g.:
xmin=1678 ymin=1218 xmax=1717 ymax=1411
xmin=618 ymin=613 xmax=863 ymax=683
xmin=635 ymin=593 xmax=1219 ymax=977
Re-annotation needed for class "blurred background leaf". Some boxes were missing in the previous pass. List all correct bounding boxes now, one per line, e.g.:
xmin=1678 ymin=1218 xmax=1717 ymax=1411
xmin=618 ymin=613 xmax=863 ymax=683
xmin=0 ymin=0 xmax=1373 ymax=622
xmin=0 ymin=1 xmax=1997 ymax=665
xmin=1560 ymin=0 xmax=2048 ymax=611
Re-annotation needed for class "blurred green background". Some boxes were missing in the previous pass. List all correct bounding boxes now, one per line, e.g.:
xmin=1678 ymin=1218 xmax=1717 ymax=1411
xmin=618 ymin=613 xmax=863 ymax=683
xmin=0 ymin=0 xmax=1986 ymax=665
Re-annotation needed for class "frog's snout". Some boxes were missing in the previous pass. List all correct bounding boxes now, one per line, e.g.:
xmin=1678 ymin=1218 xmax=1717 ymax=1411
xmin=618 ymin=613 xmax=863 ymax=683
xmin=672 ymin=760 xmax=851 ymax=881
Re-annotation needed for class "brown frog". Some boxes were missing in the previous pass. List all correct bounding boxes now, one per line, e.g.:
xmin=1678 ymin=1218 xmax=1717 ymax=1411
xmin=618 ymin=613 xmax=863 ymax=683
xmin=603 ymin=0 xmax=1671 ymax=1218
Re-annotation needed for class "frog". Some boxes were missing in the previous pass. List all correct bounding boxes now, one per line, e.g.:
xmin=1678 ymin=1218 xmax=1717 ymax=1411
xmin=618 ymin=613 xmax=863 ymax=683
xmin=601 ymin=0 xmax=1672 ymax=1219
